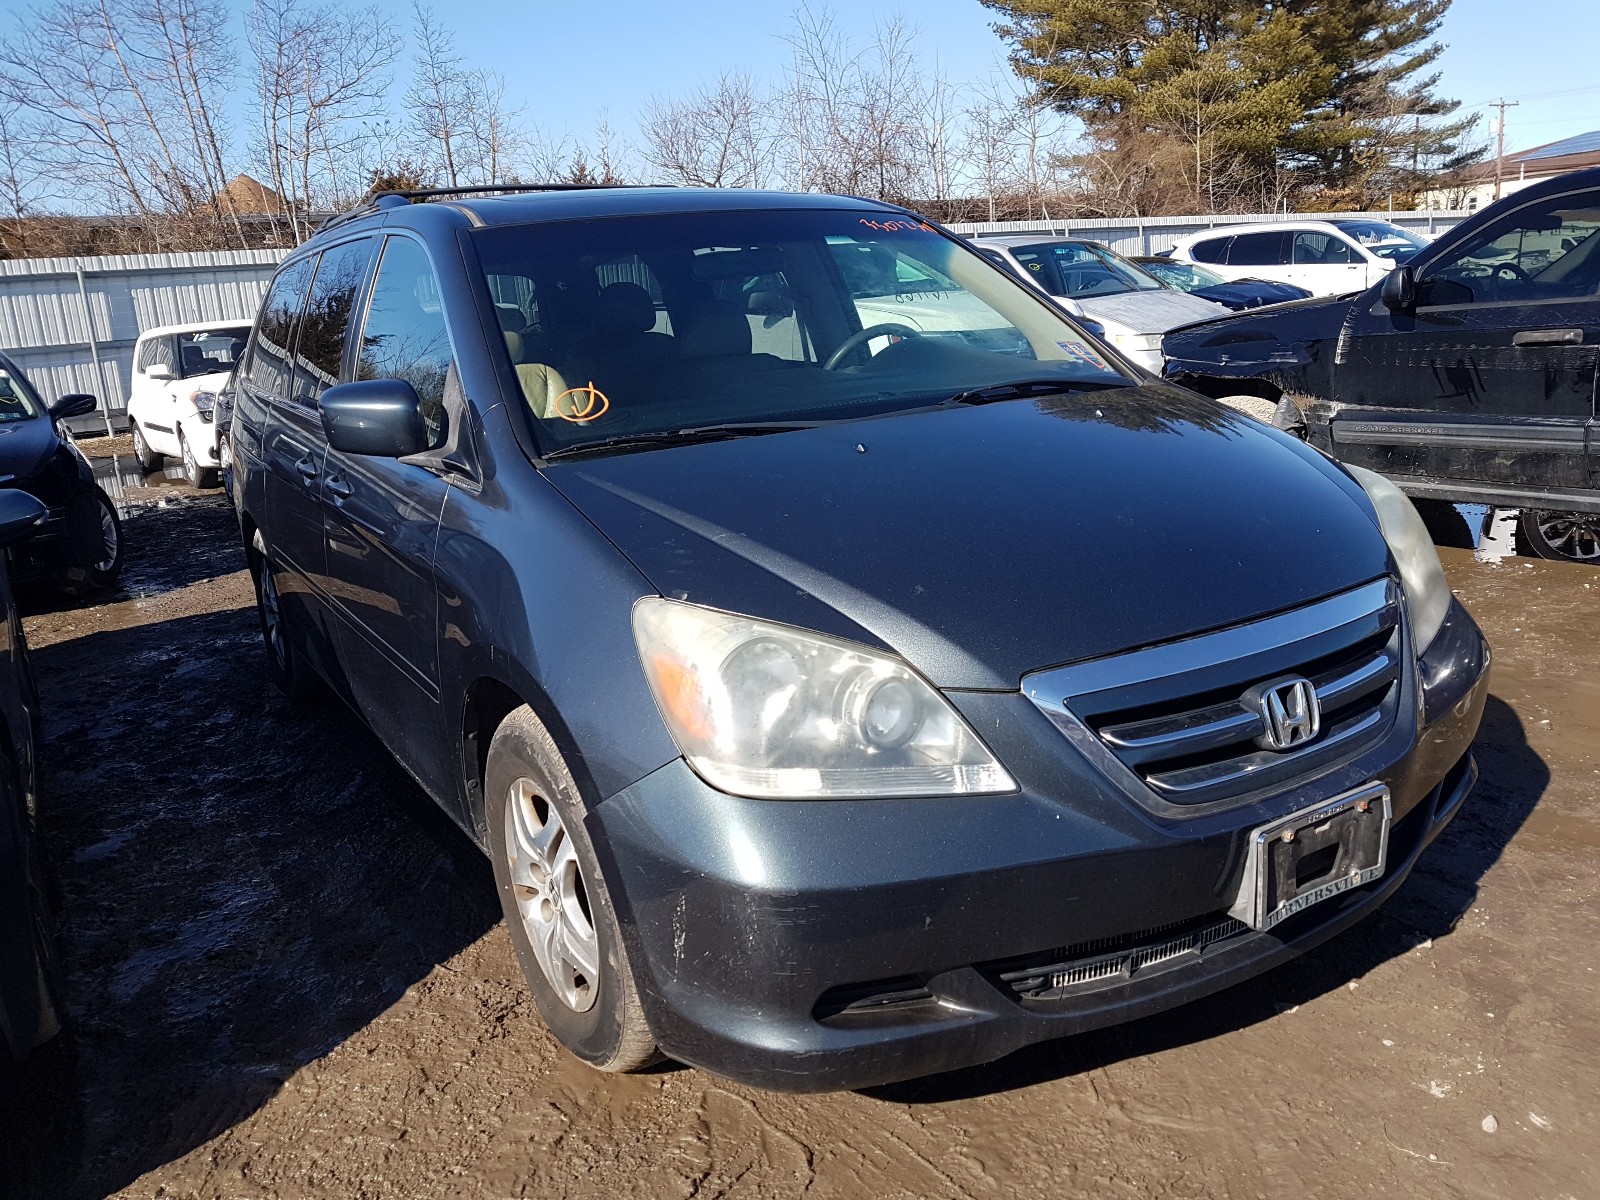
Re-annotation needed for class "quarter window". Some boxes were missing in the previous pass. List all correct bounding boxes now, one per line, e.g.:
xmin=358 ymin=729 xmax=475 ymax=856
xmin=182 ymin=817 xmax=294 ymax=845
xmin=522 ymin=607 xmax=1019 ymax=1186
xmin=1292 ymin=231 xmax=1360 ymax=265
xmin=293 ymin=238 xmax=375 ymax=404
xmin=1189 ymin=237 xmax=1231 ymax=264
xmin=356 ymin=237 xmax=455 ymax=449
xmin=247 ymin=258 xmax=313 ymax=398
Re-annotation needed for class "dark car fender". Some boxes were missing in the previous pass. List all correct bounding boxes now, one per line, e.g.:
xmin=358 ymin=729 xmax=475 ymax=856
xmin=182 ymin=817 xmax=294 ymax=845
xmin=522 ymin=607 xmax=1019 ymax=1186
xmin=432 ymin=402 xmax=679 ymax=840
xmin=1162 ymin=292 xmax=1360 ymax=405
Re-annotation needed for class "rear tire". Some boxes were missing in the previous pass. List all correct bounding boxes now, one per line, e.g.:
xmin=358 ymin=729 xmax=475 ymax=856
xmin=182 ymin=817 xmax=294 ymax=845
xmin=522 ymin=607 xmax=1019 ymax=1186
xmin=1517 ymin=510 xmax=1600 ymax=563
xmin=248 ymin=529 xmax=321 ymax=700
xmin=485 ymin=706 xmax=659 ymax=1073
xmin=131 ymin=423 xmax=162 ymax=470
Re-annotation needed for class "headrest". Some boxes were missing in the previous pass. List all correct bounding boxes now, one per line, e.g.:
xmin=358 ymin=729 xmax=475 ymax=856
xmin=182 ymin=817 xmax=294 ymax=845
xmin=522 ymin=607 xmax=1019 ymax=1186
xmin=180 ymin=344 xmax=207 ymax=372
xmin=678 ymin=301 xmax=752 ymax=358
xmin=495 ymin=304 xmax=527 ymax=333
xmin=594 ymin=282 xmax=657 ymax=334
xmin=503 ymin=329 xmax=524 ymax=362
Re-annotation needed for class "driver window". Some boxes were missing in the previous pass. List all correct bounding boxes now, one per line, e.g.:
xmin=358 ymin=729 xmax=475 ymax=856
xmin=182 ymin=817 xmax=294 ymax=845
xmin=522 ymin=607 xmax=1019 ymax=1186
xmin=1293 ymin=231 xmax=1358 ymax=265
xmin=1419 ymin=190 xmax=1600 ymax=307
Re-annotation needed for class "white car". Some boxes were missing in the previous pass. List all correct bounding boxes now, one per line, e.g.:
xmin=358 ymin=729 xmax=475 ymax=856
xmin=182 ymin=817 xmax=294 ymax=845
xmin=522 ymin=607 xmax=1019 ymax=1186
xmin=972 ymin=237 xmax=1228 ymax=371
xmin=1163 ymin=219 xmax=1428 ymax=297
xmin=127 ymin=320 xmax=252 ymax=487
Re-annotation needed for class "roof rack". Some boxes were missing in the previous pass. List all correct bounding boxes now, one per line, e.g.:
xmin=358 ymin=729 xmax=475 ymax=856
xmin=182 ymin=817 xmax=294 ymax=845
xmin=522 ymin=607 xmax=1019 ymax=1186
xmin=317 ymin=182 xmax=669 ymax=234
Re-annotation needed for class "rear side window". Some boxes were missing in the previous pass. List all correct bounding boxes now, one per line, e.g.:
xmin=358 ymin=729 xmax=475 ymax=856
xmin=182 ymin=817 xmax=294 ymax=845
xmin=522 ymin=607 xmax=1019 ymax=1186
xmin=356 ymin=236 xmax=455 ymax=449
xmin=246 ymin=258 xmax=313 ymax=398
xmin=1291 ymin=231 xmax=1359 ymax=265
xmin=1189 ymin=237 xmax=1231 ymax=264
xmin=1228 ymin=231 xmax=1290 ymax=266
xmin=134 ymin=338 xmax=157 ymax=372
xmin=293 ymin=237 xmax=375 ymax=404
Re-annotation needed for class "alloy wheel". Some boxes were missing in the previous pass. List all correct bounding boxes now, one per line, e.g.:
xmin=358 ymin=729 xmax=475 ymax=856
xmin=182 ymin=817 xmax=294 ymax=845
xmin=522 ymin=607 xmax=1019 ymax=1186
xmin=503 ymin=777 xmax=600 ymax=1013
xmin=182 ymin=438 xmax=199 ymax=486
xmin=256 ymin=556 xmax=287 ymax=668
xmin=93 ymin=501 xmax=119 ymax=572
xmin=1528 ymin=511 xmax=1600 ymax=563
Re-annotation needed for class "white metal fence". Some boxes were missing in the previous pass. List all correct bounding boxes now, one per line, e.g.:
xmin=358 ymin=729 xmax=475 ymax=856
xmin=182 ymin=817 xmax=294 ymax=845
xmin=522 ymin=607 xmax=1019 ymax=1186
xmin=0 ymin=248 xmax=288 ymax=432
xmin=0 ymin=210 xmax=1468 ymax=433
xmin=948 ymin=210 xmax=1467 ymax=257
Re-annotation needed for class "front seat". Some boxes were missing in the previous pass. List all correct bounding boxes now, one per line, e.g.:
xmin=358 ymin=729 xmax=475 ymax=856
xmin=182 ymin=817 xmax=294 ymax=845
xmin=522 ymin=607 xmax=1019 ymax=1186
xmin=576 ymin=282 xmax=678 ymax=400
xmin=668 ymin=300 xmax=787 ymax=394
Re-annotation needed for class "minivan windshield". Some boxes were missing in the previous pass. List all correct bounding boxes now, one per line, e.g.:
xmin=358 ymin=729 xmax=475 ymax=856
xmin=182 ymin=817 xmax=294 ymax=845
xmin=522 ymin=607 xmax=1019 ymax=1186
xmin=472 ymin=210 xmax=1130 ymax=454
xmin=175 ymin=327 xmax=252 ymax=379
xmin=1008 ymin=241 xmax=1166 ymax=299
xmin=1333 ymin=220 xmax=1426 ymax=262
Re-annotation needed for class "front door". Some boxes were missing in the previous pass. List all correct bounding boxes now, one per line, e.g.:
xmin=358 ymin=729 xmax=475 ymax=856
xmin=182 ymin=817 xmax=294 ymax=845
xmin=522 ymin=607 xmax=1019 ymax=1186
xmin=1334 ymin=185 xmax=1600 ymax=493
xmin=1285 ymin=229 xmax=1368 ymax=296
xmin=321 ymin=234 xmax=455 ymax=803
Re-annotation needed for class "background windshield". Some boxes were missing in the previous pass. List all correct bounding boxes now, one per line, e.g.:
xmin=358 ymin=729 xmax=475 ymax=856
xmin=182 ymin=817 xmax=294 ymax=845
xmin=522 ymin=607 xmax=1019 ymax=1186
xmin=1140 ymin=259 xmax=1225 ymax=291
xmin=175 ymin=327 xmax=252 ymax=379
xmin=1334 ymin=220 xmax=1426 ymax=262
xmin=474 ymin=210 xmax=1129 ymax=452
xmin=1008 ymin=241 xmax=1165 ymax=298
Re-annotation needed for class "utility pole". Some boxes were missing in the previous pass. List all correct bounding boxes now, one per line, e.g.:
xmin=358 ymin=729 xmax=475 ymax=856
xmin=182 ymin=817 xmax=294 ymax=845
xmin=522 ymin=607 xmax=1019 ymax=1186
xmin=1491 ymin=99 xmax=1520 ymax=202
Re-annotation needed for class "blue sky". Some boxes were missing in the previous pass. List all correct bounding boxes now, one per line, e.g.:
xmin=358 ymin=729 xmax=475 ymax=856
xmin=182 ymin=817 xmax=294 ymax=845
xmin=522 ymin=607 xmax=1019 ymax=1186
xmin=415 ymin=0 xmax=1600 ymax=157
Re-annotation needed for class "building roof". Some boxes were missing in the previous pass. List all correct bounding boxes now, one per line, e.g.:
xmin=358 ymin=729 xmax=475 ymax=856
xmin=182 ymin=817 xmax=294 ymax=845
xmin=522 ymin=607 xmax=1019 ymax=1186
xmin=216 ymin=174 xmax=285 ymax=216
xmin=1520 ymin=130 xmax=1600 ymax=162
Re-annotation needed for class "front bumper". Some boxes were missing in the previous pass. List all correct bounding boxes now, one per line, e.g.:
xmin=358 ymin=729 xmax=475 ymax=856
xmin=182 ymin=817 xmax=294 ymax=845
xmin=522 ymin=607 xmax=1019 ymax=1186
xmin=593 ymin=598 xmax=1489 ymax=1092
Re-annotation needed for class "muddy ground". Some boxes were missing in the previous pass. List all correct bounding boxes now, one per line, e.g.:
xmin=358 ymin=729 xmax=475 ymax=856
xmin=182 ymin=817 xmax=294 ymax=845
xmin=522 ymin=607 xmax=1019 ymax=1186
xmin=2 ymin=481 xmax=1596 ymax=1199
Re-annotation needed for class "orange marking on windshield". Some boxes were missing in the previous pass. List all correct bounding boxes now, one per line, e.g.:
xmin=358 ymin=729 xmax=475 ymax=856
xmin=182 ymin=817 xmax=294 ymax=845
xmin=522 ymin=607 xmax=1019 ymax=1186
xmin=555 ymin=382 xmax=610 ymax=423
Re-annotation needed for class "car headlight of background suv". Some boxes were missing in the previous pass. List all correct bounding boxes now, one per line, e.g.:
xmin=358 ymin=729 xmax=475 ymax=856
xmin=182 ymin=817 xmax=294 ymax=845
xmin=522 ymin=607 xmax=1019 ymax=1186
xmin=188 ymin=388 xmax=216 ymax=422
xmin=633 ymin=598 xmax=1016 ymax=799
xmin=1107 ymin=332 xmax=1162 ymax=355
xmin=1346 ymin=464 xmax=1451 ymax=654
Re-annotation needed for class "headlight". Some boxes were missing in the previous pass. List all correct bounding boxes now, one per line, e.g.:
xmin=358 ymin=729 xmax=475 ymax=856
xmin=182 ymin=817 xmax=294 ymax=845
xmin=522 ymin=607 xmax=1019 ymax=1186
xmin=1345 ymin=465 xmax=1451 ymax=653
xmin=189 ymin=388 xmax=216 ymax=417
xmin=633 ymin=598 xmax=1016 ymax=799
xmin=1108 ymin=332 xmax=1162 ymax=354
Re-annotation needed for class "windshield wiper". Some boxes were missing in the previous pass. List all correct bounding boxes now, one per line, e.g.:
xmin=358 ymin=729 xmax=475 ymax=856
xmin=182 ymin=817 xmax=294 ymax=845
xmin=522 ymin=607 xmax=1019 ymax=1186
xmin=541 ymin=420 xmax=822 ymax=461
xmin=942 ymin=378 xmax=1125 ymax=407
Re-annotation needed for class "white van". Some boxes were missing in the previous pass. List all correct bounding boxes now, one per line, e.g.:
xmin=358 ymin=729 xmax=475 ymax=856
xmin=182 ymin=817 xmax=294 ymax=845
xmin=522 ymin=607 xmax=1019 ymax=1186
xmin=1165 ymin=220 xmax=1427 ymax=297
xmin=127 ymin=321 xmax=252 ymax=487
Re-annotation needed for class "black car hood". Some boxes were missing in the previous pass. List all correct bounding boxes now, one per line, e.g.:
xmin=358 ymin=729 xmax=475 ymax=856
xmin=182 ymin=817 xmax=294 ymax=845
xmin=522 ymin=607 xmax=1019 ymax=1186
xmin=546 ymin=387 xmax=1390 ymax=689
xmin=0 ymin=416 xmax=59 ymax=485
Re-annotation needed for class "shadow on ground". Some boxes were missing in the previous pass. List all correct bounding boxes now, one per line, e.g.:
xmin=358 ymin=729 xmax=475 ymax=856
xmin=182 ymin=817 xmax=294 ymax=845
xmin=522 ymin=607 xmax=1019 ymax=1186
xmin=867 ymin=695 xmax=1546 ymax=1104
xmin=7 ymin=507 xmax=498 ymax=1199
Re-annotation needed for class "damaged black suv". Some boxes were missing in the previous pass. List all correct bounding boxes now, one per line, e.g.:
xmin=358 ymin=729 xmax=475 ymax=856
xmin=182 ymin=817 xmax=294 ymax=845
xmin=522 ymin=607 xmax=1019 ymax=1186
xmin=229 ymin=184 xmax=1488 ymax=1091
xmin=1165 ymin=166 xmax=1600 ymax=563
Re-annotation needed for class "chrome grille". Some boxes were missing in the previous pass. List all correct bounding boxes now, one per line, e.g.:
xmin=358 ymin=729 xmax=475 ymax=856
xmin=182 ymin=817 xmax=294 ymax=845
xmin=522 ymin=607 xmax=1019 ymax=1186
xmin=1024 ymin=579 xmax=1404 ymax=812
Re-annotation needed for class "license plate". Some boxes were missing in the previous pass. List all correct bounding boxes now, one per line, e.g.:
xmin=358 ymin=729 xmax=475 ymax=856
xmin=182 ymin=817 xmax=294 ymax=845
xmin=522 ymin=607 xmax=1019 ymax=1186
xmin=1229 ymin=783 xmax=1391 ymax=931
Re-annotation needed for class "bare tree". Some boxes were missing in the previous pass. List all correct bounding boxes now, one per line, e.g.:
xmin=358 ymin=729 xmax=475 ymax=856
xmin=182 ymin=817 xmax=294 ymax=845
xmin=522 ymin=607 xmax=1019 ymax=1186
xmin=404 ymin=2 xmax=465 ymax=186
xmin=639 ymin=71 xmax=770 ymax=187
xmin=248 ymin=0 xmax=401 ymax=239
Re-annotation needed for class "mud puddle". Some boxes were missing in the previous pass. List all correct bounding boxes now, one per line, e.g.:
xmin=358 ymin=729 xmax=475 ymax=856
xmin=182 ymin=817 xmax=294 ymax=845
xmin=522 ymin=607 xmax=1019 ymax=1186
xmin=3 ymin=497 xmax=1596 ymax=1200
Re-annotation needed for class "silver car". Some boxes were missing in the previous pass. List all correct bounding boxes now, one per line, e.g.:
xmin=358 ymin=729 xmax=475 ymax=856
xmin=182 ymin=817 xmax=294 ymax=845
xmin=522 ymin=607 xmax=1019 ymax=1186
xmin=973 ymin=236 xmax=1228 ymax=371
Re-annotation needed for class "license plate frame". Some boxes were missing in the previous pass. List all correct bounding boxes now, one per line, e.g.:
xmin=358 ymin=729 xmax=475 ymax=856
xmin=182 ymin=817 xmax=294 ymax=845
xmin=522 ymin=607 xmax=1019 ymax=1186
xmin=1229 ymin=782 xmax=1391 ymax=932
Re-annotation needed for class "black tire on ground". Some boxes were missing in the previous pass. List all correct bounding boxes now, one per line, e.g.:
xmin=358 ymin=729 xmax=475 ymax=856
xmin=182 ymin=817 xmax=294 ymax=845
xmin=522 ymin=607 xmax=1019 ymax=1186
xmin=131 ymin=423 xmax=162 ymax=470
xmin=248 ymin=528 xmax=322 ymax=700
xmin=484 ymin=705 xmax=659 ymax=1073
xmin=1516 ymin=509 xmax=1600 ymax=564
xmin=2 ymin=760 xmax=64 ymax=1076
xmin=179 ymin=433 xmax=218 ymax=490
xmin=56 ymin=488 xmax=123 ymax=596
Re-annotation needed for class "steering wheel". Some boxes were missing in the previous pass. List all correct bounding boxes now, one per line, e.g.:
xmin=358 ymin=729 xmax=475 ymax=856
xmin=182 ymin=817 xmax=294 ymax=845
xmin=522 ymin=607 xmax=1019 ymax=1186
xmin=823 ymin=323 xmax=922 ymax=370
xmin=1493 ymin=261 xmax=1531 ymax=282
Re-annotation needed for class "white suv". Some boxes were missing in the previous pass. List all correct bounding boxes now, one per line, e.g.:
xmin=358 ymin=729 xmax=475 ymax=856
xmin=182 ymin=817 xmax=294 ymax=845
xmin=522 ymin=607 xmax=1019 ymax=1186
xmin=127 ymin=321 xmax=252 ymax=487
xmin=1165 ymin=220 xmax=1428 ymax=297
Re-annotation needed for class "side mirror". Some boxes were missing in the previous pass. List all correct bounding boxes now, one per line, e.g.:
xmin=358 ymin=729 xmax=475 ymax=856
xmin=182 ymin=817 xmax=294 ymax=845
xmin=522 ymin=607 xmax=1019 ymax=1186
xmin=144 ymin=362 xmax=174 ymax=381
xmin=319 ymin=379 xmax=428 ymax=458
xmin=48 ymin=393 xmax=99 ymax=420
xmin=1381 ymin=265 xmax=1416 ymax=311
xmin=0 ymin=489 xmax=47 ymax=548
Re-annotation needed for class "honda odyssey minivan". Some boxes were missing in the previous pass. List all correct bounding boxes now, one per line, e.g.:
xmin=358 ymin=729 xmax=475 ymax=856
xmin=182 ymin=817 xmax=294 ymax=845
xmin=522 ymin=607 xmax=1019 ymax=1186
xmin=229 ymin=185 xmax=1489 ymax=1091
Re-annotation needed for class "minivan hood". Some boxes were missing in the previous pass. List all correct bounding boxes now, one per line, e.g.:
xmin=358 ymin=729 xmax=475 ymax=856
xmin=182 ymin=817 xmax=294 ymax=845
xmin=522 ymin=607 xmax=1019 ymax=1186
xmin=1074 ymin=288 xmax=1228 ymax=334
xmin=545 ymin=388 xmax=1390 ymax=689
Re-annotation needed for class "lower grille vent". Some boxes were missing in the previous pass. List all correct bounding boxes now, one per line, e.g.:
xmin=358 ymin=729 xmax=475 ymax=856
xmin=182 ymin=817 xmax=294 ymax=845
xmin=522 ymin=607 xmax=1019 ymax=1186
xmin=993 ymin=914 xmax=1252 ymax=1002
xmin=814 ymin=977 xmax=935 ymax=1022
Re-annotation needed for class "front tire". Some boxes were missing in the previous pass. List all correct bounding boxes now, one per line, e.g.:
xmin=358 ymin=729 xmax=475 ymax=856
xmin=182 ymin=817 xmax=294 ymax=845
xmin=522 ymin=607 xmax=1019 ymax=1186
xmin=485 ymin=706 xmax=659 ymax=1073
xmin=248 ymin=529 xmax=320 ymax=700
xmin=179 ymin=432 xmax=218 ymax=489
xmin=131 ymin=423 xmax=162 ymax=470
xmin=56 ymin=489 xmax=123 ymax=596
xmin=1518 ymin=509 xmax=1600 ymax=563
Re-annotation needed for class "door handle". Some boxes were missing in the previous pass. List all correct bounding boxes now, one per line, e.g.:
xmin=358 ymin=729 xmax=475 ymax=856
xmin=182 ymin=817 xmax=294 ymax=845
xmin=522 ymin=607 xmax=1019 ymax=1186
xmin=1512 ymin=328 xmax=1583 ymax=346
xmin=294 ymin=454 xmax=319 ymax=482
xmin=325 ymin=475 xmax=353 ymax=501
